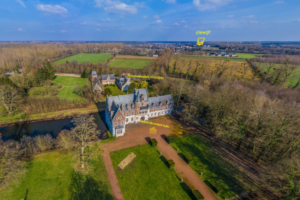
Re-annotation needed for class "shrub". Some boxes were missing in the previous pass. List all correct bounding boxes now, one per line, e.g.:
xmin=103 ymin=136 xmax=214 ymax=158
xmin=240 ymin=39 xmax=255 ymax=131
xmin=33 ymin=134 xmax=54 ymax=152
xmin=73 ymin=84 xmax=84 ymax=97
xmin=56 ymin=130 xmax=77 ymax=150
xmin=107 ymin=130 xmax=113 ymax=138
xmin=192 ymin=190 xmax=204 ymax=200
xmin=150 ymin=138 xmax=157 ymax=147
xmin=104 ymin=87 xmax=112 ymax=96
xmin=168 ymin=159 xmax=175 ymax=169
xmin=20 ymin=135 xmax=39 ymax=155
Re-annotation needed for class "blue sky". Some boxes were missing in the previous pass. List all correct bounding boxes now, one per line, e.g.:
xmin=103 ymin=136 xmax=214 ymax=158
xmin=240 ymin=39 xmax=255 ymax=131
xmin=0 ymin=0 xmax=300 ymax=41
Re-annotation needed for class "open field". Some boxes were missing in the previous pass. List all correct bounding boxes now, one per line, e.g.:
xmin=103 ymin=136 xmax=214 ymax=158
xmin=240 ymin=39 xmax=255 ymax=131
xmin=0 ymin=145 xmax=113 ymax=200
xmin=110 ymin=144 xmax=191 ymax=200
xmin=256 ymin=62 xmax=300 ymax=87
xmin=54 ymin=53 xmax=112 ymax=65
xmin=115 ymin=55 xmax=157 ymax=60
xmin=104 ymin=85 xmax=126 ymax=96
xmin=177 ymin=55 xmax=246 ymax=62
xmin=108 ymin=59 xmax=153 ymax=69
xmin=236 ymin=53 xmax=260 ymax=59
xmin=169 ymin=57 xmax=254 ymax=80
xmin=168 ymin=134 xmax=245 ymax=199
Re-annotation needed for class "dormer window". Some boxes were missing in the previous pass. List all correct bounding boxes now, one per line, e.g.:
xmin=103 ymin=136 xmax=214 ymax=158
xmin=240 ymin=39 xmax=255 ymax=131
xmin=159 ymin=102 xmax=162 ymax=106
xmin=142 ymin=103 xmax=144 ymax=106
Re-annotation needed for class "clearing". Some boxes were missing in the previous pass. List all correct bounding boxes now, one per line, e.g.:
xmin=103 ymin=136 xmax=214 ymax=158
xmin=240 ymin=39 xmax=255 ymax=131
xmin=110 ymin=144 xmax=191 ymax=200
xmin=108 ymin=59 xmax=153 ymax=69
xmin=54 ymin=53 xmax=112 ymax=65
xmin=0 ymin=144 xmax=113 ymax=200
xmin=167 ymin=134 xmax=245 ymax=199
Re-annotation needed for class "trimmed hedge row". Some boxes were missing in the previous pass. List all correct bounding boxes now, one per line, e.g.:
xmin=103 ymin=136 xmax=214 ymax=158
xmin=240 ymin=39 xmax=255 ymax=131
xmin=168 ymin=159 xmax=175 ymax=169
xmin=151 ymin=138 xmax=157 ymax=147
xmin=192 ymin=190 xmax=204 ymax=200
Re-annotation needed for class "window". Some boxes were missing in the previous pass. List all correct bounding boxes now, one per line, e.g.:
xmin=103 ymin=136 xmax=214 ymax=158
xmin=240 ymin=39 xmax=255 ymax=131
xmin=121 ymin=121 xmax=123 ymax=124
xmin=132 ymin=112 xmax=134 ymax=115
xmin=115 ymin=121 xmax=118 ymax=126
xmin=126 ymin=113 xmax=128 ymax=116
xmin=131 ymin=117 xmax=133 ymax=121
xmin=117 ymin=129 xmax=122 ymax=134
xmin=142 ymin=103 xmax=144 ymax=106
xmin=126 ymin=118 xmax=128 ymax=122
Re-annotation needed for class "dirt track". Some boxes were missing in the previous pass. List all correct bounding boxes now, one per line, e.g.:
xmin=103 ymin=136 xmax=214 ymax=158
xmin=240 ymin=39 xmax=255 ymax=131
xmin=101 ymin=117 xmax=218 ymax=200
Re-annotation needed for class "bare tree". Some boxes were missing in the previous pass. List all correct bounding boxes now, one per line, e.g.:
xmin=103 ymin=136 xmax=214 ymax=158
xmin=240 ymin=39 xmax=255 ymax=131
xmin=71 ymin=115 xmax=99 ymax=169
xmin=0 ymin=86 xmax=22 ymax=114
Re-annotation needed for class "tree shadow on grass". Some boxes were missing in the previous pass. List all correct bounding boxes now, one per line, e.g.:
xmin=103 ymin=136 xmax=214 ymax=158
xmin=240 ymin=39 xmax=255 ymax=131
xmin=159 ymin=155 xmax=170 ymax=168
xmin=69 ymin=170 xmax=113 ymax=200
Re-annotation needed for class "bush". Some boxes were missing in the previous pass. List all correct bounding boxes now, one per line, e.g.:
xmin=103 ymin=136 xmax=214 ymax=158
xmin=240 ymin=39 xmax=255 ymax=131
xmin=150 ymin=138 xmax=157 ymax=147
xmin=73 ymin=84 xmax=84 ymax=97
xmin=107 ymin=130 xmax=113 ymax=138
xmin=33 ymin=134 xmax=54 ymax=152
xmin=192 ymin=190 xmax=204 ymax=200
xmin=168 ymin=159 xmax=175 ymax=169
xmin=104 ymin=87 xmax=112 ymax=96
xmin=56 ymin=130 xmax=77 ymax=150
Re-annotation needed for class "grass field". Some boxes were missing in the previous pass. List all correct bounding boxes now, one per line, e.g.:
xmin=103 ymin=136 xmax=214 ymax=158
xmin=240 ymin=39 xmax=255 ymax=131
xmin=108 ymin=59 xmax=153 ymax=69
xmin=177 ymin=55 xmax=246 ymax=62
xmin=256 ymin=62 xmax=300 ymax=87
xmin=1 ymin=144 xmax=113 ymax=200
xmin=110 ymin=145 xmax=191 ymax=200
xmin=104 ymin=85 xmax=126 ymax=96
xmin=236 ymin=53 xmax=260 ymax=59
xmin=55 ymin=53 xmax=112 ymax=65
xmin=53 ymin=76 xmax=89 ymax=100
xmin=115 ymin=55 xmax=157 ymax=60
xmin=167 ymin=134 xmax=245 ymax=199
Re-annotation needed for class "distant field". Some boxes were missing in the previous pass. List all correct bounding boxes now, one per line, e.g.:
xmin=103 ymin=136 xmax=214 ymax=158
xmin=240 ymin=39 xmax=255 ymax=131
xmin=108 ymin=59 xmax=153 ymax=69
xmin=110 ymin=145 xmax=191 ymax=200
xmin=177 ymin=55 xmax=246 ymax=62
xmin=236 ymin=53 xmax=260 ymax=59
xmin=115 ymin=55 xmax=157 ymax=60
xmin=55 ymin=53 xmax=112 ymax=65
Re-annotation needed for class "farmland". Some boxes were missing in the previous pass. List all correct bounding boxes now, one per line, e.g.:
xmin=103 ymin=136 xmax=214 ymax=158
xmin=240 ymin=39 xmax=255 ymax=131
xmin=108 ymin=59 xmax=153 ymax=69
xmin=110 ymin=145 xmax=191 ymax=200
xmin=236 ymin=53 xmax=260 ymax=59
xmin=177 ymin=55 xmax=246 ymax=62
xmin=54 ymin=53 xmax=112 ymax=65
xmin=115 ymin=55 xmax=157 ymax=60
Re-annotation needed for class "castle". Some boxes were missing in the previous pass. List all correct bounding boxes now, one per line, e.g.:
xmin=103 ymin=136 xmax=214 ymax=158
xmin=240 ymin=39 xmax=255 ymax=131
xmin=105 ymin=88 xmax=173 ymax=137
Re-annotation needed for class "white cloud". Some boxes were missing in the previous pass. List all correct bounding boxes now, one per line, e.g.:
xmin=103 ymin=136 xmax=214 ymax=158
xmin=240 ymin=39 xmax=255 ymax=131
xmin=248 ymin=15 xmax=255 ymax=18
xmin=18 ymin=28 xmax=23 ymax=32
xmin=180 ymin=20 xmax=186 ymax=23
xmin=193 ymin=0 xmax=232 ymax=11
xmin=101 ymin=18 xmax=114 ymax=21
xmin=152 ymin=19 xmax=162 ymax=23
xmin=173 ymin=22 xmax=180 ymax=26
xmin=95 ymin=0 xmax=139 ymax=14
xmin=63 ymin=21 xmax=69 ymax=24
xmin=163 ymin=0 xmax=176 ymax=4
xmin=37 ymin=4 xmax=68 ymax=14
xmin=61 ymin=30 xmax=67 ymax=33
xmin=80 ymin=22 xmax=88 ymax=25
xmin=274 ymin=0 xmax=284 ymax=4
xmin=96 ymin=28 xmax=101 ymax=31
xmin=228 ymin=14 xmax=234 ymax=18
xmin=143 ymin=15 xmax=148 ymax=18
xmin=154 ymin=15 xmax=160 ymax=19
xmin=16 ymin=0 xmax=26 ymax=8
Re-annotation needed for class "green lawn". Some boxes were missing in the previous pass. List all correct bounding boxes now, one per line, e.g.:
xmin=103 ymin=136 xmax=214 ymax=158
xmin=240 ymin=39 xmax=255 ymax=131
xmin=236 ymin=53 xmax=259 ymax=59
xmin=108 ymin=59 xmax=153 ymax=69
xmin=167 ymin=135 xmax=245 ymax=199
xmin=1 ymin=144 xmax=113 ymax=200
xmin=53 ymin=76 xmax=89 ymax=101
xmin=110 ymin=145 xmax=191 ymax=200
xmin=104 ymin=85 xmax=126 ymax=96
xmin=55 ymin=53 xmax=112 ymax=65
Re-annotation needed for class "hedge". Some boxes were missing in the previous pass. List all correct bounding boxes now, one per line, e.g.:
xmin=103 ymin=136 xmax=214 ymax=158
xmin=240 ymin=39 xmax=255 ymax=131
xmin=192 ymin=190 xmax=204 ymax=200
xmin=168 ymin=159 xmax=175 ymax=169
xmin=150 ymin=139 xmax=157 ymax=147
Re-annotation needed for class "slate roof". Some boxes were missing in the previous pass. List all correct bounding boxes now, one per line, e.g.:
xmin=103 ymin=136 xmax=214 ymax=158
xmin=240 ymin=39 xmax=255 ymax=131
xmin=148 ymin=94 xmax=174 ymax=108
xmin=102 ymin=74 xmax=115 ymax=80
xmin=92 ymin=71 xmax=97 ymax=75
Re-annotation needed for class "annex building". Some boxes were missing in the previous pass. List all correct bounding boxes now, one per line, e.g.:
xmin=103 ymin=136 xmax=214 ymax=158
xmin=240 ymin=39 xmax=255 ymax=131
xmin=105 ymin=88 xmax=173 ymax=137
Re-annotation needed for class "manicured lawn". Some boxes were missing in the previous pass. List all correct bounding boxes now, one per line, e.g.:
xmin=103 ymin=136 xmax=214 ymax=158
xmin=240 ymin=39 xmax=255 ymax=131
xmin=168 ymin=135 xmax=245 ymax=199
xmin=108 ymin=59 xmax=153 ymax=69
xmin=1 ymin=144 xmax=113 ymax=200
xmin=110 ymin=145 xmax=191 ymax=200
xmin=55 ymin=53 xmax=112 ymax=65
xmin=53 ymin=76 xmax=89 ymax=101
xmin=104 ymin=85 xmax=126 ymax=96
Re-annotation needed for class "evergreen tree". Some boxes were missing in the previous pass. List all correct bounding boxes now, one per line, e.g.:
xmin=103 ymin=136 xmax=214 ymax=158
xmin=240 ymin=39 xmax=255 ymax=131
xmin=81 ymin=70 xmax=87 ymax=78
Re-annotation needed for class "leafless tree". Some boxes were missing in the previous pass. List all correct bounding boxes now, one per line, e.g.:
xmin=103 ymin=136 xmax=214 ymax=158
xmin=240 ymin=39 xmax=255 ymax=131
xmin=0 ymin=86 xmax=23 ymax=114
